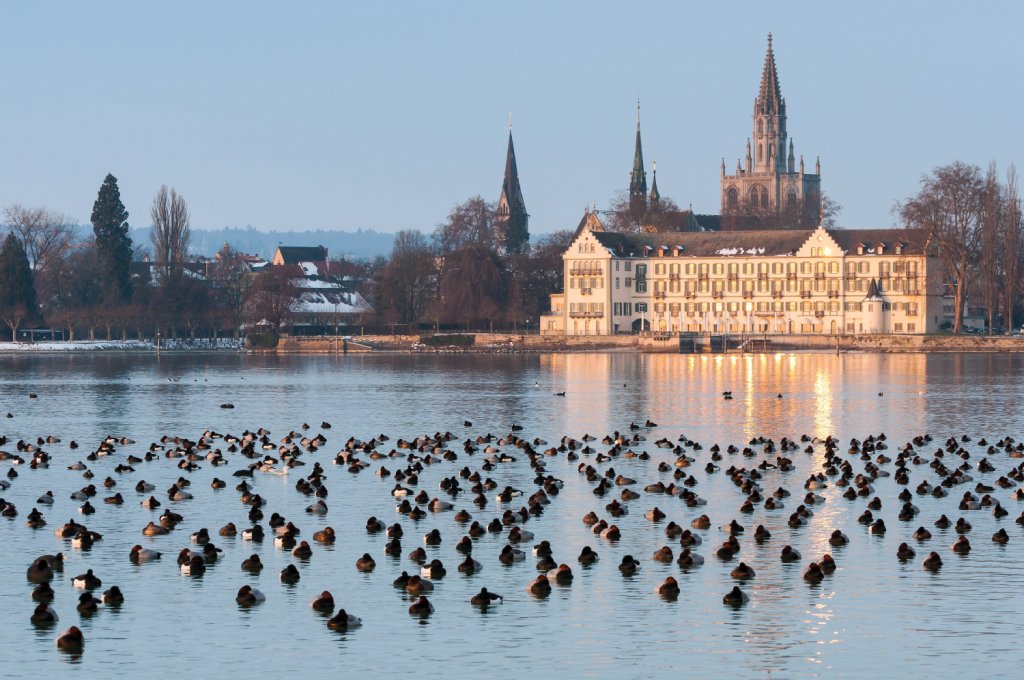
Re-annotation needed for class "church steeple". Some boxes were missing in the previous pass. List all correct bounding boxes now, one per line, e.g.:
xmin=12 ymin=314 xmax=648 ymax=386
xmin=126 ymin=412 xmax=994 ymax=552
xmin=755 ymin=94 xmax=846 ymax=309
xmin=496 ymin=117 xmax=528 ymax=253
xmin=753 ymin=33 xmax=787 ymax=175
xmin=629 ymin=99 xmax=647 ymax=202
xmin=649 ymin=161 xmax=660 ymax=203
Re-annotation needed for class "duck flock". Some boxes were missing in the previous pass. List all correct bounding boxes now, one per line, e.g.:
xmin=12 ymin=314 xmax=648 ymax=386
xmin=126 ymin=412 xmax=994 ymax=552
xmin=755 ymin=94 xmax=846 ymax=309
xmin=3 ymin=408 xmax=1024 ymax=657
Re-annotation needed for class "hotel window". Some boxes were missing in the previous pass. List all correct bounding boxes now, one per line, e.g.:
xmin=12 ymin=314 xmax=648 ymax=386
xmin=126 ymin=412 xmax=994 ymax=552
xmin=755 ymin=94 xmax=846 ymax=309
xmin=801 ymin=262 xmax=812 ymax=274
xmin=615 ymin=260 xmax=620 ymax=271
xmin=907 ymin=323 xmax=916 ymax=332
xmin=728 ymin=262 xmax=739 ymax=274
xmin=828 ymin=262 xmax=839 ymax=274
xmin=846 ymin=323 xmax=856 ymax=333
xmin=757 ymin=302 xmax=769 ymax=312
xmin=615 ymin=278 xmax=620 ymax=289
xmin=636 ymin=279 xmax=647 ymax=293
xmin=625 ymin=278 xmax=632 ymax=287
xmin=713 ymin=263 xmax=724 ymax=275
xmin=728 ymin=302 xmax=739 ymax=312
xmin=624 ymin=303 xmax=632 ymax=316
xmin=787 ymin=262 xmax=797 ymax=274
xmin=894 ymin=323 xmax=904 ymax=332
xmin=786 ymin=302 xmax=798 ymax=311
xmin=685 ymin=263 xmax=695 ymax=275
xmin=858 ymin=262 xmax=869 ymax=274
xmin=624 ymin=261 xmax=632 ymax=271
xmin=743 ymin=263 xmax=754 ymax=275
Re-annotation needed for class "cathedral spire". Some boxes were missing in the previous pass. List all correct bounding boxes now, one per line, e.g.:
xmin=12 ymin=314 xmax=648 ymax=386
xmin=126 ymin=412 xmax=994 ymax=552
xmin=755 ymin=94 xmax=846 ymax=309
xmin=629 ymin=98 xmax=647 ymax=202
xmin=650 ymin=161 xmax=660 ymax=202
xmin=758 ymin=32 xmax=783 ymax=115
xmin=496 ymin=123 xmax=528 ymax=253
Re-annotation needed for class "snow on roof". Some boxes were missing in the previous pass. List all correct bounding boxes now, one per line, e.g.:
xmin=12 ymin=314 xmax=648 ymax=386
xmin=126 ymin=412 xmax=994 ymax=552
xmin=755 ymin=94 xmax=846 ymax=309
xmin=715 ymin=247 xmax=767 ymax=256
xmin=290 ymin=290 xmax=371 ymax=315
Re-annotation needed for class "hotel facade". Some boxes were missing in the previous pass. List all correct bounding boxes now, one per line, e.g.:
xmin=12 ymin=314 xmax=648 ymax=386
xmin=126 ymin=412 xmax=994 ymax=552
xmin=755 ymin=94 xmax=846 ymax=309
xmin=541 ymin=219 xmax=944 ymax=336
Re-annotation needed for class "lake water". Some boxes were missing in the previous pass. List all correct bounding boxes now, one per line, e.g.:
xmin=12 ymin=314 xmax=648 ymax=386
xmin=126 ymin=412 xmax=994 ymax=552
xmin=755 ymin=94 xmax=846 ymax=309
xmin=1 ymin=351 xmax=1023 ymax=678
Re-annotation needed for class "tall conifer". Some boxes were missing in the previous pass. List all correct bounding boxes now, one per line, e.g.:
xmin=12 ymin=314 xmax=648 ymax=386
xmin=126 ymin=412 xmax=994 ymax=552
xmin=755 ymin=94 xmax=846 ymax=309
xmin=91 ymin=173 xmax=133 ymax=304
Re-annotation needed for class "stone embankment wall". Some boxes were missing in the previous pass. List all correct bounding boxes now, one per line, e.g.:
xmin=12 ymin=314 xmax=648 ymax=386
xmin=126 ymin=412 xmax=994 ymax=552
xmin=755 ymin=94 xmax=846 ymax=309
xmin=261 ymin=333 xmax=1024 ymax=354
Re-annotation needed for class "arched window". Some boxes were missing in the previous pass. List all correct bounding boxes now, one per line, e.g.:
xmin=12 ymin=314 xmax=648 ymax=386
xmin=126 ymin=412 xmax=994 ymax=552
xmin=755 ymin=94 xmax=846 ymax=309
xmin=787 ymin=188 xmax=797 ymax=209
xmin=760 ymin=188 xmax=769 ymax=209
xmin=749 ymin=187 xmax=760 ymax=208
xmin=726 ymin=187 xmax=739 ymax=210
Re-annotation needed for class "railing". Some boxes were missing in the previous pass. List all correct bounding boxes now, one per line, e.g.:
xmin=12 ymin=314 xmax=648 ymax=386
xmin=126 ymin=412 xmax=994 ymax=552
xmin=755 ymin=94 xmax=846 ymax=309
xmin=727 ymin=273 xmax=738 ymax=281
xmin=827 ymin=290 xmax=840 ymax=299
xmin=814 ymin=272 xmax=826 ymax=280
xmin=684 ymin=292 xmax=696 ymax=299
xmin=742 ymin=291 xmax=754 ymax=299
xmin=697 ymin=273 xmax=708 ymax=281
xmin=787 ymin=273 xmax=797 ymax=281
xmin=772 ymin=291 xmax=783 ymax=299
xmin=800 ymin=291 xmax=812 ymax=299
xmin=814 ymin=311 xmax=825 ymax=318
xmin=758 ymin=273 xmax=768 ymax=281
xmin=669 ymin=273 xmax=680 ymax=281
xmin=580 ymin=287 xmax=592 ymax=295
xmin=569 ymin=311 xmax=604 ymax=318
xmin=654 ymin=291 xmax=667 ymax=300
xmin=712 ymin=291 xmax=723 ymax=299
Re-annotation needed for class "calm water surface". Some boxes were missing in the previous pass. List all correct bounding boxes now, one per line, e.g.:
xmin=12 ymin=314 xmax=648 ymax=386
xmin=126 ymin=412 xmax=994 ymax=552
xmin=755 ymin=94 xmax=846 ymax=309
xmin=1 ymin=352 xmax=1023 ymax=678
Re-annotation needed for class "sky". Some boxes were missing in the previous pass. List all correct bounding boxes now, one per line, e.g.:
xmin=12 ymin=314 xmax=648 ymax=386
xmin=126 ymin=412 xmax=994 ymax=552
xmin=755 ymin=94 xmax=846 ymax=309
xmin=0 ymin=1 xmax=1021 ymax=238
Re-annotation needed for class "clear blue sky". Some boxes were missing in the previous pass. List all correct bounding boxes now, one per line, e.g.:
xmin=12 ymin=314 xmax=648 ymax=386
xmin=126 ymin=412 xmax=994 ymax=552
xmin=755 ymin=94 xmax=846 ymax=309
xmin=0 ymin=1 xmax=1019 ymax=238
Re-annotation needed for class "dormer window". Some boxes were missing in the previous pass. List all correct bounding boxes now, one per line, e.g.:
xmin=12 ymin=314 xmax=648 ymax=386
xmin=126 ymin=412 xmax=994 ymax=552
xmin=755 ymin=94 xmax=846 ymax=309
xmin=856 ymin=243 xmax=865 ymax=255
xmin=876 ymin=242 xmax=886 ymax=254
xmin=894 ymin=243 xmax=903 ymax=255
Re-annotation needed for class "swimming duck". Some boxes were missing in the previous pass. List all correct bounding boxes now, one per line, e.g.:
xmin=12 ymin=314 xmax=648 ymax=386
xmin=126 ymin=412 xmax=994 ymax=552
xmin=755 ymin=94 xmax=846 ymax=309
xmin=280 ymin=564 xmax=301 ymax=583
xmin=241 ymin=554 xmax=263 ymax=572
xmin=292 ymin=541 xmax=313 ymax=559
xmin=56 ymin=626 xmax=84 ymax=653
xmin=313 ymin=527 xmax=336 ymax=544
xmin=129 ymin=545 xmax=161 ymax=563
xmin=722 ymin=586 xmax=749 ymax=606
xmin=76 ymin=592 xmax=101 ymax=614
xmin=897 ymin=543 xmax=916 ymax=560
xmin=952 ymin=536 xmax=971 ymax=554
xmin=32 ymin=582 xmax=55 ymax=602
xmin=27 ymin=558 xmax=53 ymax=584
xmin=471 ymin=587 xmax=503 ymax=606
xmin=102 ymin=585 xmax=124 ymax=605
xmin=993 ymin=528 xmax=1010 ymax=544
xmin=72 ymin=569 xmax=101 ymax=589
xmin=657 ymin=576 xmax=680 ymax=597
xmin=780 ymin=545 xmax=801 ymax=563
xmin=421 ymin=559 xmax=447 ymax=579
xmin=458 ymin=555 xmax=482 ymax=574
xmin=547 ymin=564 xmax=573 ymax=584
xmin=219 ymin=523 xmax=237 ymax=537
xmin=236 ymin=585 xmax=266 ymax=605
xmin=30 ymin=603 xmax=59 ymax=625
xmin=730 ymin=562 xmax=756 ymax=580
xmin=577 ymin=545 xmax=599 ymax=565
xmin=327 ymin=608 xmax=362 ymax=629
xmin=181 ymin=556 xmax=206 ymax=576
xmin=499 ymin=545 xmax=525 ymax=565
xmin=803 ymin=562 xmax=824 ymax=583
xmin=923 ymin=551 xmax=943 ymax=570
xmin=142 ymin=521 xmax=169 ymax=536
xmin=618 ymin=554 xmax=641 ymax=574
xmin=408 ymin=596 xmax=434 ymax=616
xmin=526 ymin=575 xmax=551 ymax=597
xmin=355 ymin=553 xmax=376 ymax=572
xmin=311 ymin=590 xmax=335 ymax=612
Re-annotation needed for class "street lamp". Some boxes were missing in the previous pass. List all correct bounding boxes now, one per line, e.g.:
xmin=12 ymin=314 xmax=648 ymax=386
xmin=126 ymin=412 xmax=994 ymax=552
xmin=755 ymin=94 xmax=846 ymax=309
xmin=745 ymin=302 xmax=753 ymax=335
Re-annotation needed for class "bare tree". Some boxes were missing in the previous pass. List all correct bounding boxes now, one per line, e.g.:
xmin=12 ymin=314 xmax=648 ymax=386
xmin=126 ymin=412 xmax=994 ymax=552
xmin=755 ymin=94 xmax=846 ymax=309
xmin=979 ymin=162 xmax=1003 ymax=334
xmin=896 ymin=161 xmax=984 ymax=334
xmin=3 ymin=204 xmax=76 ymax=308
xmin=150 ymin=185 xmax=191 ymax=279
xmin=603 ymin=191 xmax=685 ymax=233
xmin=1004 ymin=164 xmax=1023 ymax=333
xmin=434 ymin=197 xmax=497 ymax=254
xmin=378 ymin=230 xmax=437 ymax=324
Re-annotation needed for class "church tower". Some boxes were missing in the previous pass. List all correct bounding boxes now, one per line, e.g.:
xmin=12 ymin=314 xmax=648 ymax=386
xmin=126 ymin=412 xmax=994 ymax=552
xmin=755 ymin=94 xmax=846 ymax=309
xmin=495 ymin=119 xmax=529 ymax=253
xmin=720 ymin=34 xmax=821 ymax=229
xmin=628 ymin=100 xmax=647 ymax=204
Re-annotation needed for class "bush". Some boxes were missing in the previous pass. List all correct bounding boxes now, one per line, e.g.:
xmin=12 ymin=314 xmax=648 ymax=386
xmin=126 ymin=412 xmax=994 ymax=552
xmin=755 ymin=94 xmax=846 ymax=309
xmin=246 ymin=331 xmax=280 ymax=349
xmin=420 ymin=334 xmax=475 ymax=347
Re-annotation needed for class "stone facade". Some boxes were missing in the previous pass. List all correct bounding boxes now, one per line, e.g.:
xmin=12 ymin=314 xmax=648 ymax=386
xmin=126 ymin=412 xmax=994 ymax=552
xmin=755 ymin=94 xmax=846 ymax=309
xmin=720 ymin=34 xmax=821 ymax=227
xmin=544 ymin=219 xmax=944 ymax=337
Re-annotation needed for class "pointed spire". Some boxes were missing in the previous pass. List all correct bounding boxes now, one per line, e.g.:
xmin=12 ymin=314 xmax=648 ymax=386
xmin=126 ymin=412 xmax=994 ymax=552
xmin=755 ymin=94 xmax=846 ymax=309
xmin=757 ymin=33 xmax=783 ymax=115
xmin=496 ymin=123 xmax=528 ymax=252
xmin=788 ymin=139 xmax=795 ymax=173
xmin=650 ymin=161 xmax=660 ymax=202
xmin=629 ymin=99 xmax=647 ymax=202
xmin=816 ymin=156 xmax=821 ymax=174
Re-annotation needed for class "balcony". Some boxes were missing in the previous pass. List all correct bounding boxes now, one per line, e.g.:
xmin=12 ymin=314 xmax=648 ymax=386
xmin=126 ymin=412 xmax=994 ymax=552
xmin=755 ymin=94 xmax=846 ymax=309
xmin=727 ymin=273 xmax=738 ymax=282
xmin=814 ymin=311 xmax=825 ymax=318
xmin=787 ymin=272 xmax=797 ymax=281
xmin=827 ymin=290 xmax=840 ymax=299
xmin=569 ymin=267 xmax=597 ymax=276
xmin=654 ymin=291 xmax=667 ymax=300
xmin=757 ymin=273 xmax=768 ymax=281
xmin=669 ymin=273 xmax=680 ymax=281
xmin=711 ymin=291 xmax=723 ymax=299
xmin=879 ymin=272 xmax=891 ymax=280
xmin=580 ymin=287 xmax=592 ymax=296
xmin=800 ymin=291 xmax=812 ymax=299
xmin=814 ymin=272 xmax=826 ymax=280
xmin=697 ymin=273 xmax=709 ymax=281
xmin=569 ymin=311 xmax=604 ymax=318
xmin=772 ymin=291 xmax=783 ymax=299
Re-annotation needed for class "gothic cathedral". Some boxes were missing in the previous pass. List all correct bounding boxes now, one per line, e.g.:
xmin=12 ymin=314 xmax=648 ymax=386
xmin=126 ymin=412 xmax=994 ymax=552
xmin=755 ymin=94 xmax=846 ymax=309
xmin=720 ymin=34 xmax=821 ymax=229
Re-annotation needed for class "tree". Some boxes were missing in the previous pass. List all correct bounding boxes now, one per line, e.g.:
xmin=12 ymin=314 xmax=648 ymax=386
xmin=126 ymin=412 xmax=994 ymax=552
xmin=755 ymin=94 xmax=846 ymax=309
xmin=502 ymin=205 xmax=529 ymax=255
xmin=604 ymin=191 xmax=685 ymax=233
xmin=3 ymin=205 xmax=76 ymax=310
xmin=91 ymin=174 xmax=133 ymax=305
xmin=896 ymin=161 xmax=984 ymax=334
xmin=979 ymin=162 xmax=1003 ymax=334
xmin=436 ymin=245 xmax=508 ymax=329
xmin=434 ymin=197 xmax=497 ymax=254
xmin=0 ymin=232 xmax=38 ymax=339
xmin=1004 ymin=165 xmax=1023 ymax=333
xmin=721 ymin=191 xmax=841 ymax=230
xmin=243 ymin=266 xmax=298 ymax=331
xmin=150 ymin=185 xmax=191 ymax=279
xmin=377 ymin=230 xmax=437 ymax=324
xmin=508 ymin=229 xmax=574 ymax=323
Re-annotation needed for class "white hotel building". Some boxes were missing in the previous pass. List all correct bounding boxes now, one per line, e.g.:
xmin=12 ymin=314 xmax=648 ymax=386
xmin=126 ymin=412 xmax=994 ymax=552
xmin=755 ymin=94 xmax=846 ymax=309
xmin=541 ymin=215 xmax=943 ymax=337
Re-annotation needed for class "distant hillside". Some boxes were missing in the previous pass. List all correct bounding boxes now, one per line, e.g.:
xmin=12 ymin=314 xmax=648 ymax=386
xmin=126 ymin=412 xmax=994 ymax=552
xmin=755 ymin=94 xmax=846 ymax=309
xmin=125 ymin=226 xmax=397 ymax=260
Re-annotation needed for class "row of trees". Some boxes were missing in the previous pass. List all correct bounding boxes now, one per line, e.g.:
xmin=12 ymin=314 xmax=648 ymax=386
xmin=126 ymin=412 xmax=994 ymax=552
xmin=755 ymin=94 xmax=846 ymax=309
xmin=897 ymin=161 xmax=1023 ymax=334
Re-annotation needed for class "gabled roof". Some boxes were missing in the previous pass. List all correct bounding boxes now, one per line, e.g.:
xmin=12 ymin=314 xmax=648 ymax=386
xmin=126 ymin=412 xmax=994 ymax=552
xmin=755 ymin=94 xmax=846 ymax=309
xmin=829 ymin=229 xmax=929 ymax=255
xmin=274 ymin=245 xmax=327 ymax=264
xmin=591 ymin=228 xmax=813 ymax=257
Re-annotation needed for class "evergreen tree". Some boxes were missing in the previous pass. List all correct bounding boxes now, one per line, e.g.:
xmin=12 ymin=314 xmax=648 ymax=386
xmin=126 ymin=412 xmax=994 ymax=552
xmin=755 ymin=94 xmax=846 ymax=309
xmin=91 ymin=173 xmax=133 ymax=304
xmin=0 ymin=232 xmax=38 ymax=338
xmin=504 ymin=206 xmax=530 ymax=255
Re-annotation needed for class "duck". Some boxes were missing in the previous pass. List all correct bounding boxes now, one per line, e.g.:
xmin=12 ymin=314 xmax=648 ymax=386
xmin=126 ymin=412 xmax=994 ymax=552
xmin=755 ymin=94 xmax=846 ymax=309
xmin=241 ymin=525 xmax=265 ymax=542
xmin=142 ymin=521 xmax=169 ymax=536
xmin=993 ymin=528 xmax=1010 ymax=544
xmin=219 ymin=523 xmax=237 ymax=537
xmin=653 ymin=545 xmax=674 ymax=562
xmin=32 ymin=582 xmax=55 ymax=602
xmin=458 ymin=555 xmax=483 ymax=574
xmin=190 ymin=528 xmax=211 ymax=544
xmin=471 ymin=587 xmax=503 ymax=606
xmin=129 ymin=545 xmax=161 ymax=563
xmin=280 ymin=564 xmax=301 ymax=583
xmin=952 ymin=536 xmax=971 ymax=554
xmin=327 ymin=608 xmax=362 ymax=629
xmin=828 ymin=530 xmax=849 ymax=546
xmin=780 ymin=545 xmax=801 ymax=563
xmin=102 ymin=585 xmax=124 ymax=605
xmin=923 ymin=551 xmax=943 ymax=570
xmin=408 ymin=596 xmax=434 ymax=616
xmin=406 ymin=575 xmax=435 ymax=594
xmin=292 ymin=541 xmax=313 ymax=559
xmin=657 ymin=576 xmax=680 ymax=597
xmin=355 ymin=553 xmax=376 ymax=572
xmin=526 ymin=575 xmax=551 ymax=596
xmin=76 ymin=592 xmax=101 ymax=614
xmin=241 ymin=554 xmax=263 ymax=572
xmin=72 ymin=569 xmax=101 ymax=589
xmin=421 ymin=559 xmax=447 ymax=579
xmin=26 ymin=558 xmax=54 ymax=584
xmin=677 ymin=549 xmax=704 ymax=568
xmin=547 ymin=564 xmax=573 ymax=584
xmin=730 ymin=562 xmax=756 ymax=580
xmin=181 ymin=556 xmax=206 ymax=576
xmin=618 ymin=554 xmax=641 ymax=574
xmin=803 ymin=562 xmax=825 ymax=583
xmin=31 ymin=603 xmax=59 ymax=625
xmin=311 ymin=590 xmax=335 ymax=612
xmin=723 ymin=586 xmax=749 ymax=605
xmin=897 ymin=543 xmax=916 ymax=560
xmin=313 ymin=527 xmax=336 ymax=544
xmin=56 ymin=626 xmax=84 ymax=653
xmin=498 ymin=545 xmax=525 ymax=565
xmin=236 ymin=585 xmax=266 ymax=605
xmin=578 ymin=545 xmax=599 ymax=565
